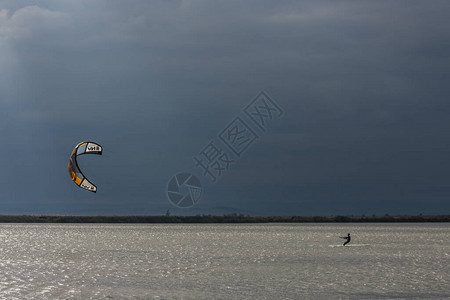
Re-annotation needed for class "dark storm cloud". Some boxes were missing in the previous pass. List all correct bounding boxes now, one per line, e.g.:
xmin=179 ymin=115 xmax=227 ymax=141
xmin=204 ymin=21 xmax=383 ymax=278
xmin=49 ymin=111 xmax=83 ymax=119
xmin=1 ymin=0 xmax=450 ymax=215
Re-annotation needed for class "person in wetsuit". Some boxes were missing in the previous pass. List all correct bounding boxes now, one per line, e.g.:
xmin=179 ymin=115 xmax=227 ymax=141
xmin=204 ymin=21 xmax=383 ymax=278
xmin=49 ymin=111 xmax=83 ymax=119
xmin=340 ymin=233 xmax=351 ymax=246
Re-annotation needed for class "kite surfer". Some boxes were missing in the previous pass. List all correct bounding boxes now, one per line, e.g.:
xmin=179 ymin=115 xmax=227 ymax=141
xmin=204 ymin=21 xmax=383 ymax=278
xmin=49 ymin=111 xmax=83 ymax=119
xmin=340 ymin=233 xmax=351 ymax=246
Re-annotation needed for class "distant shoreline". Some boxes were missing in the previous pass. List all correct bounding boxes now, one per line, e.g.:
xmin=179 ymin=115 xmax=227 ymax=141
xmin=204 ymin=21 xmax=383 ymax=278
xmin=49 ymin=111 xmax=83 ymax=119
xmin=0 ymin=215 xmax=449 ymax=223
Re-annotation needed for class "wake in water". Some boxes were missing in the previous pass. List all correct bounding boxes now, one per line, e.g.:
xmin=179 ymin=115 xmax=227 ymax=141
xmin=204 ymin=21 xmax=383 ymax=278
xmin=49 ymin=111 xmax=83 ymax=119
xmin=328 ymin=244 xmax=372 ymax=247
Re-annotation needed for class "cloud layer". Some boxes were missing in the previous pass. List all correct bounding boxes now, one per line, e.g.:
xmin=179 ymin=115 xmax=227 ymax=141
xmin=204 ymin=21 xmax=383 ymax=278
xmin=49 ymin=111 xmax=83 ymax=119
xmin=1 ymin=1 xmax=450 ymax=215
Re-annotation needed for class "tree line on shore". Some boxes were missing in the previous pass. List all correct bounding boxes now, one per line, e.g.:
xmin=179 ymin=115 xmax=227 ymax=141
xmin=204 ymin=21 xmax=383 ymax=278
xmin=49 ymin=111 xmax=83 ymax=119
xmin=0 ymin=214 xmax=449 ymax=223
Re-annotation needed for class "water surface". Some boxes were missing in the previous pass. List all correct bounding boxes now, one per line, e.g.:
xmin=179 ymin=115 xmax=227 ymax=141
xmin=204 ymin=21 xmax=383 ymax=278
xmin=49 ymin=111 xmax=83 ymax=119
xmin=0 ymin=223 xmax=448 ymax=299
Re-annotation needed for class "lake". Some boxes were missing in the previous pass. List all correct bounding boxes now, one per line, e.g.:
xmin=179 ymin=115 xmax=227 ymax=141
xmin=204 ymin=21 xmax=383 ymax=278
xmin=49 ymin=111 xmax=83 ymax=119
xmin=0 ymin=223 xmax=448 ymax=299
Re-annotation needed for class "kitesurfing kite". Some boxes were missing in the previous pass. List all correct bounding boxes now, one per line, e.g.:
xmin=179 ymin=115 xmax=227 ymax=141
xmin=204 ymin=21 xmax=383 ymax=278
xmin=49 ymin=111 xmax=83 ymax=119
xmin=67 ymin=142 xmax=102 ymax=192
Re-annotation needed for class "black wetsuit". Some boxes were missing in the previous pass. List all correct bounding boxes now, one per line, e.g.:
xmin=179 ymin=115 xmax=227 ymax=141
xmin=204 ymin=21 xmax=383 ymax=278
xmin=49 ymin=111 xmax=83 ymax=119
xmin=341 ymin=234 xmax=351 ymax=246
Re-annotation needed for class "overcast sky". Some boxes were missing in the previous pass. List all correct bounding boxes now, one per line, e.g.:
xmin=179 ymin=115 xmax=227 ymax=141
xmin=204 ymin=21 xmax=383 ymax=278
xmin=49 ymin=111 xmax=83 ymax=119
xmin=1 ymin=0 xmax=450 ymax=216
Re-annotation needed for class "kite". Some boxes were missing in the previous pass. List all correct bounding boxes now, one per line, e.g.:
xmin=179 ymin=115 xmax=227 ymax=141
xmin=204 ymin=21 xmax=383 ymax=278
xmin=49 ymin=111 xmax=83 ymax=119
xmin=67 ymin=142 xmax=102 ymax=192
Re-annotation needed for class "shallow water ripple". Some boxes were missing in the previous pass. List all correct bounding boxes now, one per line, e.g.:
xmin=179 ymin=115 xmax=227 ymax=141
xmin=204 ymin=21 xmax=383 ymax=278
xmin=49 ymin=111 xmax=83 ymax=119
xmin=0 ymin=223 xmax=448 ymax=299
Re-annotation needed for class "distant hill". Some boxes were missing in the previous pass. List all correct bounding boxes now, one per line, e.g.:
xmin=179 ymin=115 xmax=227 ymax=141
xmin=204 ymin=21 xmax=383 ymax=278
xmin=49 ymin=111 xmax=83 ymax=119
xmin=0 ymin=215 xmax=449 ymax=223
